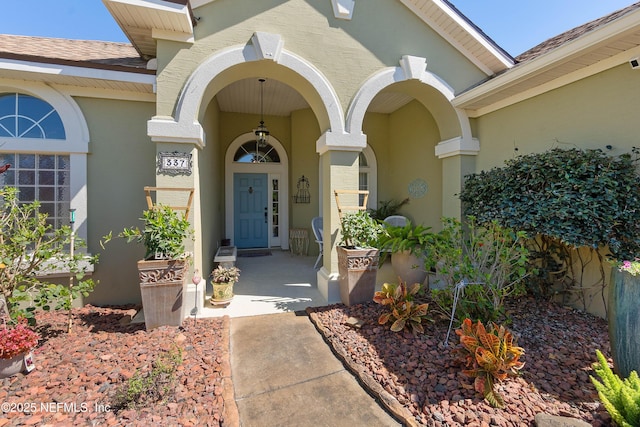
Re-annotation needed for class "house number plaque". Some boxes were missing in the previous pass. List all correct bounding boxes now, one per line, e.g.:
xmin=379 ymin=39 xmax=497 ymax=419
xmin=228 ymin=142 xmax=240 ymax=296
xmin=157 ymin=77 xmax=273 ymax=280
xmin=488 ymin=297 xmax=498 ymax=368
xmin=157 ymin=151 xmax=192 ymax=176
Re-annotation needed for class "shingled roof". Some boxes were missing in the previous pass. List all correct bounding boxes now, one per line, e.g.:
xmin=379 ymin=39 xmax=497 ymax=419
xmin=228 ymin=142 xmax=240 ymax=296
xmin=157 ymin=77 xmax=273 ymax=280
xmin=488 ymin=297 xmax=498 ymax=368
xmin=516 ymin=1 xmax=640 ymax=63
xmin=0 ymin=34 xmax=152 ymax=74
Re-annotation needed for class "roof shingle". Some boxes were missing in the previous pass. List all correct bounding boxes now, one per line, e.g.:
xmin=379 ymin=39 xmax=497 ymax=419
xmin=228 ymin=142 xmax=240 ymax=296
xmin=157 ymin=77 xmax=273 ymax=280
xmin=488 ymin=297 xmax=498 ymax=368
xmin=516 ymin=2 xmax=640 ymax=63
xmin=0 ymin=34 xmax=151 ymax=73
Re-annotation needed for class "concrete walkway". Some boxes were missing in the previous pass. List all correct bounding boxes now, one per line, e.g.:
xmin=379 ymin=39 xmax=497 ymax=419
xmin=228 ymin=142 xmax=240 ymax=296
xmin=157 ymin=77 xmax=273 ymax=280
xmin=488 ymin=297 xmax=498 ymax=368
xmin=230 ymin=311 xmax=402 ymax=427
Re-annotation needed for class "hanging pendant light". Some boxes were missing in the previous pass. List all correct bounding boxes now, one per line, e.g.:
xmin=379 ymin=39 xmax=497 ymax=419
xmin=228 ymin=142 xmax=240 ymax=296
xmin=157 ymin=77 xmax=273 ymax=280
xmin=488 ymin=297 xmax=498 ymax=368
xmin=255 ymin=78 xmax=270 ymax=147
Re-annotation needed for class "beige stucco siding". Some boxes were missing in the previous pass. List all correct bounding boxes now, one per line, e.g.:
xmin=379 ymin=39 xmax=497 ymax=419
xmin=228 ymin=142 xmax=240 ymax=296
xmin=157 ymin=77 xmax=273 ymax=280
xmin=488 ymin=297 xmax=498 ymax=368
xmin=474 ymin=64 xmax=640 ymax=171
xmin=156 ymin=0 xmax=487 ymax=120
xmin=199 ymin=100 xmax=223 ymax=283
xmin=77 ymin=97 xmax=156 ymax=305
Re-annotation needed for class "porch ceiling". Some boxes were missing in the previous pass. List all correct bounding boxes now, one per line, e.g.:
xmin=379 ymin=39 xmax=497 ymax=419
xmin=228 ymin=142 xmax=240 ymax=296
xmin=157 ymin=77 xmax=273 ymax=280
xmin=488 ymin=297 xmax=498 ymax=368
xmin=216 ymin=78 xmax=414 ymax=116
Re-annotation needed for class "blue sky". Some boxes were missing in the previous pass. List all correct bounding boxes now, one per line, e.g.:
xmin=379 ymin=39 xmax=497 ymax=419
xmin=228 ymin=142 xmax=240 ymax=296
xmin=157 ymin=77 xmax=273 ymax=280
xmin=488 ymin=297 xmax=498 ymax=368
xmin=0 ymin=1 xmax=636 ymax=56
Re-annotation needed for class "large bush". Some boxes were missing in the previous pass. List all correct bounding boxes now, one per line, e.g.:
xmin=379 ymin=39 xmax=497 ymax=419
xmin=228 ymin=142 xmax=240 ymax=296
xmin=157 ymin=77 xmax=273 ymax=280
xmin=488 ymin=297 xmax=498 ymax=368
xmin=459 ymin=148 xmax=640 ymax=309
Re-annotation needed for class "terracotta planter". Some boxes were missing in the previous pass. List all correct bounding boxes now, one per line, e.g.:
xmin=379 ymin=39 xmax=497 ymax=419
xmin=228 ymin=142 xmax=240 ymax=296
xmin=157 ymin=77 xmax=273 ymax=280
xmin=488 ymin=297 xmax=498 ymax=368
xmin=137 ymin=259 xmax=189 ymax=330
xmin=608 ymin=268 xmax=640 ymax=378
xmin=337 ymin=246 xmax=379 ymax=306
xmin=0 ymin=352 xmax=28 ymax=378
xmin=211 ymin=281 xmax=234 ymax=306
xmin=391 ymin=250 xmax=428 ymax=286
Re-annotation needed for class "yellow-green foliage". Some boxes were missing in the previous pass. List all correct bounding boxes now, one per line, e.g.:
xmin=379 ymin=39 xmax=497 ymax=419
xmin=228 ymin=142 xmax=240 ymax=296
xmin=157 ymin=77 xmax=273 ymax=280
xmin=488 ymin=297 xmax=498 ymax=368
xmin=590 ymin=349 xmax=640 ymax=427
xmin=454 ymin=318 xmax=525 ymax=408
xmin=373 ymin=280 xmax=429 ymax=334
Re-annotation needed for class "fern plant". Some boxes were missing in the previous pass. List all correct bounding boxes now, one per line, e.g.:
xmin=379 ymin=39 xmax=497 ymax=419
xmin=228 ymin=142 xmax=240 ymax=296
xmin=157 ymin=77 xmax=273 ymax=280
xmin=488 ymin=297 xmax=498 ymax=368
xmin=590 ymin=349 xmax=640 ymax=427
xmin=373 ymin=280 xmax=429 ymax=334
xmin=454 ymin=318 xmax=525 ymax=408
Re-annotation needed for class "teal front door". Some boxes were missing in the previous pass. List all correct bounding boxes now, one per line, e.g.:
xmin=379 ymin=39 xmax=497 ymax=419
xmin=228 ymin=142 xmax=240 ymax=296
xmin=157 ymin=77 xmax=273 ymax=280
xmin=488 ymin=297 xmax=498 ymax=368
xmin=234 ymin=173 xmax=268 ymax=249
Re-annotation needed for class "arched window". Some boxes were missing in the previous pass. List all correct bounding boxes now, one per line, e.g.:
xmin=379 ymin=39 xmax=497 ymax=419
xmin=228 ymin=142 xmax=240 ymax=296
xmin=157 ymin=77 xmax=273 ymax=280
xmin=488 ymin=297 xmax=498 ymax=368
xmin=0 ymin=93 xmax=65 ymax=139
xmin=359 ymin=148 xmax=377 ymax=210
xmin=0 ymin=93 xmax=71 ymax=229
xmin=234 ymin=141 xmax=280 ymax=163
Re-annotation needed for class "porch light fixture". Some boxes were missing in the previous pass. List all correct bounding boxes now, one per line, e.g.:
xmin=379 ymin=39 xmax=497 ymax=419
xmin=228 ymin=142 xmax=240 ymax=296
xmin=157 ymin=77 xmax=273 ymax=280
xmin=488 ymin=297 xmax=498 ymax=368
xmin=255 ymin=78 xmax=270 ymax=147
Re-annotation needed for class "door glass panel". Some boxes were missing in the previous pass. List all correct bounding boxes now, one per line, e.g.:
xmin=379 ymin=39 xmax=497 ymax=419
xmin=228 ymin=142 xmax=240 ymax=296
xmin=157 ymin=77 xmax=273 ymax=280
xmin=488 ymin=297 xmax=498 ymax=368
xmin=272 ymin=178 xmax=279 ymax=238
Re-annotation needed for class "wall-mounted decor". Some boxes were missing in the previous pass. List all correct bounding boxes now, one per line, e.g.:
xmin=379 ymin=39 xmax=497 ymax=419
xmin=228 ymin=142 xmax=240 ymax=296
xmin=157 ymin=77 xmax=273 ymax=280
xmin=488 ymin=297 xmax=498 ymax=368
xmin=157 ymin=151 xmax=193 ymax=176
xmin=293 ymin=175 xmax=310 ymax=203
xmin=408 ymin=178 xmax=428 ymax=199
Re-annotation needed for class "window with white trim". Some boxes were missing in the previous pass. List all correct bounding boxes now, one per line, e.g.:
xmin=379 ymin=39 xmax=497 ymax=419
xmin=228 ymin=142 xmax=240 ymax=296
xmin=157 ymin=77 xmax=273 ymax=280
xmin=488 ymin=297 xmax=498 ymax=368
xmin=359 ymin=152 xmax=370 ymax=208
xmin=0 ymin=93 xmax=65 ymax=139
xmin=0 ymin=93 xmax=70 ymax=229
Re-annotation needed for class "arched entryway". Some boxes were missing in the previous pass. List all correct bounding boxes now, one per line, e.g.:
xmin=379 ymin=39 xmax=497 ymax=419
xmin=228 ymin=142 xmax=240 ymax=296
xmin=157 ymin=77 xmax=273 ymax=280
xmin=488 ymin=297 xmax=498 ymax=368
xmin=225 ymin=133 xmax=289 ymax=249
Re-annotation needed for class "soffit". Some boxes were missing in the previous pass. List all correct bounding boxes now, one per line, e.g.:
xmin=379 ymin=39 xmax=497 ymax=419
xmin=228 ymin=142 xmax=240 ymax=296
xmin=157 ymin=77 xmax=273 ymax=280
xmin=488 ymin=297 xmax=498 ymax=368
xmin=453 ymin=4 xmax=640 ymax=117
xmin=398 ymin=0 xmax=514 ymax=75
xmin=102 ymin=0 xmax=194 ymax=59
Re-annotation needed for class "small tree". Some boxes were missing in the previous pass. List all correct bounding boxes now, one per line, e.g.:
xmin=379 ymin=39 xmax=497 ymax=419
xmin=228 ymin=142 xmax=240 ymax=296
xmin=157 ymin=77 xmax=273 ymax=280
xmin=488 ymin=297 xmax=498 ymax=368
xmin=0 ymin=187 xmax=97 ymax=329
xmin=460 ymin=148 xmax=640 ymax=313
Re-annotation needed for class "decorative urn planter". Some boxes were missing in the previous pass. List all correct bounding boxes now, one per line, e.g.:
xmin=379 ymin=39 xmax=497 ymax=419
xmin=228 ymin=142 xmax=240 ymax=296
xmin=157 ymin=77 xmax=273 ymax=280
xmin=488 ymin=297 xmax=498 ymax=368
xmin=337 ymin=246 xmax=380 ymax=306
xmin=137 ymin=258 xmax=189 ymax=330
xmin=608 ymin=268 xmax=640 ymax=378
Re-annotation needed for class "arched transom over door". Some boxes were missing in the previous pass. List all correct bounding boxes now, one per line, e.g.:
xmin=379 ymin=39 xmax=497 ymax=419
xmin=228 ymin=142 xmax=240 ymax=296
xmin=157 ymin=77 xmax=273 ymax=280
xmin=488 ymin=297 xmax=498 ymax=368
xmin=225 ymin=133 xmax=289 ymax=250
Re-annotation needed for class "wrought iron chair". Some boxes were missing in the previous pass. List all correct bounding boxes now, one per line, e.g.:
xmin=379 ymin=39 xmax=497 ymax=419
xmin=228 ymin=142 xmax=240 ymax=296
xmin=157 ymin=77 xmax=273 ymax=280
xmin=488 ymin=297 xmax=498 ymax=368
xmin=311 ymin=216 xmax=323 ymax=269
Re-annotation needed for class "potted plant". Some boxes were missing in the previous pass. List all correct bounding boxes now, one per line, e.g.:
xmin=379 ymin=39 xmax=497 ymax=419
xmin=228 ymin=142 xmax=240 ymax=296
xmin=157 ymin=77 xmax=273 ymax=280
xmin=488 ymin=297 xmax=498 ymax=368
xmin=0 ymin=317 xmax=39 ymax=378
xmin=105 ymin=205 xmax=192 ymax=330
xmin=209 ymin=265 xmax=241 ymax=306
xmin=378 ymin=221 xmax=433 ymax=286
xmin=337 ymin=211 xmax=384 ymax=306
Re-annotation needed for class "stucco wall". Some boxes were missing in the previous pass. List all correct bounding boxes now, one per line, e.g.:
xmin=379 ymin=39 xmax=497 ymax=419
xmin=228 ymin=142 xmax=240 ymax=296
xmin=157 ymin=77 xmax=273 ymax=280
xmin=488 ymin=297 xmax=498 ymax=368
xmin=156 ymin=0 xmax=486 ymax=119
xmin=474 ymin=64 xmax=639 ymax=170
xmin=387 ymin=100 xmax=442 ymax=230
xmin=77 ymin=97 xmax=156 ymax=305
xmin=290 ymin=108 xmax=321 ymax=243
xmin=199 ymin=100 xmax=223 ymax=285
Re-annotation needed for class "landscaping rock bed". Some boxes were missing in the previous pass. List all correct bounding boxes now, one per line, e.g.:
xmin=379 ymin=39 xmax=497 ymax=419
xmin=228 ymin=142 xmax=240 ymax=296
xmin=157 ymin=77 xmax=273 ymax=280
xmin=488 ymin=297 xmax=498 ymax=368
xmin=0 ymin=306 xmax=235 ymax=427
xmin=307 ymin=296 xmax=613 ymax=427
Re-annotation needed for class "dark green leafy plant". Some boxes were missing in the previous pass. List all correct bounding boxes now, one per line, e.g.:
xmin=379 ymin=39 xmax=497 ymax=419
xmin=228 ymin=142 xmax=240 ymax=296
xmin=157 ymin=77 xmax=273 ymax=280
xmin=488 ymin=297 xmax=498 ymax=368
xmin=590 ymin=349 xmax=640 ymax=427
xmin=339 ymin=211 xmax=384 ymax=249
xmin=377 ymin=221 xmax=433 ymax=263
xmin=454 ymin=318 xmax=525 ymax=408
xmin=0 ymin=186 xmax=97 ymax=327
xmin=459 ymin=148 xmax=640 ymax=312
xmin=368 ymin=198 xmax=410 ymax=221
xmin=103 ymin=205 xmax=192 ymax=260
xmin=373 ymin=280 xmax=429 ymax=334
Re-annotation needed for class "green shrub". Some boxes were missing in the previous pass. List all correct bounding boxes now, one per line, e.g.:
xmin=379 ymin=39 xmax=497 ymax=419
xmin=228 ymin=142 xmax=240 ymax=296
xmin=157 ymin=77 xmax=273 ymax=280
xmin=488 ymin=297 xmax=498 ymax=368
xmin=590 ymin=349 xmax=640 ymax=427
xmin=459 ymin=147 xmax=640 ymax=311
xmin=426 ymin=216 xmax=529 ymax=322
xmin=112 ymin=346 xmax=183 ymax=411
xmin=0 ymin=186 xmax=97 ymax=327
xmin=368 ymin=198 xmax=410 ymax=221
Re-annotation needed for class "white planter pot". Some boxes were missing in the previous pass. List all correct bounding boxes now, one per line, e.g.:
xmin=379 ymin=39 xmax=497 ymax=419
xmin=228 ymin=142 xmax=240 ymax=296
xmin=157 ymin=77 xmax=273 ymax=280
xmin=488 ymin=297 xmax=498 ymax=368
xmin=391 ymin=250 xmax=428 ymax=286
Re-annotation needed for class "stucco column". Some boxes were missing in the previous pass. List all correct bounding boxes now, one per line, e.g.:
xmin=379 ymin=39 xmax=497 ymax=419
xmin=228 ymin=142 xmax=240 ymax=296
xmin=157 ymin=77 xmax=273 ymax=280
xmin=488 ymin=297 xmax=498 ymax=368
xmin=435 ymin=136 xmax=480 ymax=219
xmin=316 ymin=131 xmax=365 ymax=303
xmin=153 ymin=142 xmax=203 ymax=311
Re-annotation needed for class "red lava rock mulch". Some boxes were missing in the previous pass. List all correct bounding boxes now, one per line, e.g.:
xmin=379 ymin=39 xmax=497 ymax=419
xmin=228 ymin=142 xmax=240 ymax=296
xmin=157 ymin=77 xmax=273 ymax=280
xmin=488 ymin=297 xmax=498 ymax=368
xmin=307 ymin=296 xmax=613 ymax=427
xmin=0 ymin=306 xmax=236 ymax=427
